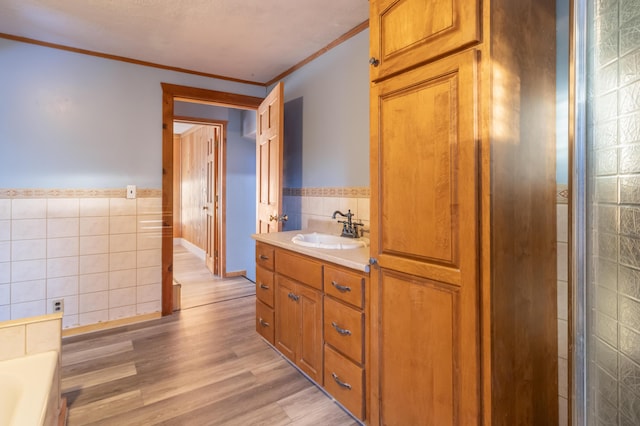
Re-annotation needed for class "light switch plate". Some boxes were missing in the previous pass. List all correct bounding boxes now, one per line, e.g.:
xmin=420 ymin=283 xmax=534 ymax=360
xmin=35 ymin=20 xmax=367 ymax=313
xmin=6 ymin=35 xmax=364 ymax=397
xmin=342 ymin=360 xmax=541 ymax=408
xmin=127 ymin=185 xmax=136 ymax=199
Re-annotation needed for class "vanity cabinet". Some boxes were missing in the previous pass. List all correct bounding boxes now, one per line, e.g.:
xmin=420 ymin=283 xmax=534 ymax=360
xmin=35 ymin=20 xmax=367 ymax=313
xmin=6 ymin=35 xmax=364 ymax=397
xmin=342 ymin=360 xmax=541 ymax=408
xmin=369 ymin=0 xmax=559 ymax=425
xmin=254 ymin=242 xmax=369 ymax=422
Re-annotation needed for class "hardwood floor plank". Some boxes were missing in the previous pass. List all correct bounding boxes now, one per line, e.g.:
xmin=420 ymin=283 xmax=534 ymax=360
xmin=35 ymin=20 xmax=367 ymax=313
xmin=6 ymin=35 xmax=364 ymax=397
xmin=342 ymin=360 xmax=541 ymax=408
xmin=62 ymin=340 xmax=134 ymax=367
xmin=66 ymin=389 xmax=144 ymax=425
xmin=62 ymin=362 xmax=137 ymax=393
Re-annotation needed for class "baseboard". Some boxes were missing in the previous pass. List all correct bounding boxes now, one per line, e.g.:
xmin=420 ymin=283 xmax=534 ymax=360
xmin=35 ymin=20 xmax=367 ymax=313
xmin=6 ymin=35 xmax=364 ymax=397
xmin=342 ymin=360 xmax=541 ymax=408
xmin=175 ymin=238 xmax=205 ymax=260
xmin=225 ymin=270 xmax=247 ymax=278
xmin=61 ymin=312 xmax=162 ymax=337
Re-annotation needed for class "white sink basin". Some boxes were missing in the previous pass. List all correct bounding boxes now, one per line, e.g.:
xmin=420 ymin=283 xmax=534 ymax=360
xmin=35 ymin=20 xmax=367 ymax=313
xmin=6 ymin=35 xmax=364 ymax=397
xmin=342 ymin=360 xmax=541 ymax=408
xmin=291 ymin=232 xmax=368 ymax=250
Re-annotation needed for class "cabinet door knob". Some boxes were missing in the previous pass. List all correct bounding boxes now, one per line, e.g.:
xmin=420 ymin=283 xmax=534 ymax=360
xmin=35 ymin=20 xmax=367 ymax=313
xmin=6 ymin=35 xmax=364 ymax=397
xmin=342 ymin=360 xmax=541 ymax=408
xmin=331 ymin=372 xmax=352 ymax=390
xmin=369 ymin=57 xmax=380 ymax=67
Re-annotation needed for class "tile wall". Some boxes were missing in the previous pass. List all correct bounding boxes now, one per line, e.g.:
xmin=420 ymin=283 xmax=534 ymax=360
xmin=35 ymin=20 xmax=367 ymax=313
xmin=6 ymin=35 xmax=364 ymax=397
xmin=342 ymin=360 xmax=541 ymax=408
xmin=0 ymin=189 xmax=163 ymax=329
xmin=282 ymin=187 xmax=370 ymax=232
xmin=557 ymin=184 xmax=569 ymax=426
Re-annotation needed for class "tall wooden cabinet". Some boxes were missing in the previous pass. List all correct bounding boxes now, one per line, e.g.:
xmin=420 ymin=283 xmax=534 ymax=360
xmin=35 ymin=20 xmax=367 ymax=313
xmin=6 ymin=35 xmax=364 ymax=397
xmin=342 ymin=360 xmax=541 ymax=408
xmin=368 ymin=1 xmax=558 ymax=425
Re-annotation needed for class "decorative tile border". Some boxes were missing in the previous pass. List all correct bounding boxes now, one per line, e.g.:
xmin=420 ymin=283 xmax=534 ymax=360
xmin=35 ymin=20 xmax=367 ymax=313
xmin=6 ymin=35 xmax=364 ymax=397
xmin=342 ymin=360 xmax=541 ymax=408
xmin=557 ymin=183 xmax=568 ymax=204
xmin=0 ymin=188 xmax=162 ymax=198
xmin=283 ymin=187 xmax=370 ymax=198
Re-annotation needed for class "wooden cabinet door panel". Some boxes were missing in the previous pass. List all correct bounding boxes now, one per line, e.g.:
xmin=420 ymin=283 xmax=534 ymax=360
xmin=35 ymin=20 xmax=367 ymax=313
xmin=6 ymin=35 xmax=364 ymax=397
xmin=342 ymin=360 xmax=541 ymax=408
xmin=370 ymin=0 xmax=480 ymax=81
xmin=274 ymin=276 xmax=298 ymax=362
xmin=297 ymin=284 xmax=323 ymax=384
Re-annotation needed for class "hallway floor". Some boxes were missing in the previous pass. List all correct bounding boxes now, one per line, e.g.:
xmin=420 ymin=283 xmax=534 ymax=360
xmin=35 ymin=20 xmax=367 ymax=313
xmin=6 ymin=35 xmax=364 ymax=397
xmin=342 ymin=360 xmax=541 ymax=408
xmin=60 ymin=247 xmax=359 ymax=425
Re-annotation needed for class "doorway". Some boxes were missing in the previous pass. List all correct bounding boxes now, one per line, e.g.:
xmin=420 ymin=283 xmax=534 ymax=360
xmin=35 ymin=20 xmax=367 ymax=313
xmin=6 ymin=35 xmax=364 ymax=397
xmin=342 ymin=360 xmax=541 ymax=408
xmin=160 ymin=83 xmax=264 ymax=314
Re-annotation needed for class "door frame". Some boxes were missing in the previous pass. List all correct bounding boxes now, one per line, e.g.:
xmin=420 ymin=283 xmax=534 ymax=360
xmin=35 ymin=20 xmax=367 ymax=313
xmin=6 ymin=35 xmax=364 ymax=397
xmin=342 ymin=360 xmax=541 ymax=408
xmin=161 ymin=83 xmax=264 ymax=315
xmin=173 ymin=118 xmax=226 ymax=276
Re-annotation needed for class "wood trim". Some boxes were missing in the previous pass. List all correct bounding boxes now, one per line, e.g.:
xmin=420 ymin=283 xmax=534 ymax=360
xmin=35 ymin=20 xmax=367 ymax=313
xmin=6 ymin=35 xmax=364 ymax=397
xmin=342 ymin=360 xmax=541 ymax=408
xmin=218 ymin=124 xmax=228 ymax=278
xmin=266 ymin=20 xmax=370 ymax=87
xmin=61 ymin=313 xmax=162 ymax=337
xmin=162 ymin=83 xmax=264 ymax=315
xmin=224 ymin=270 xmax=247 ymax=278
xmin=174 ymin=116 xmax=228 ymax=126
xmin=163 ymin=84 xmax=264 ymax=110
xmin=0 ymin=32 xmax=265 ymax=87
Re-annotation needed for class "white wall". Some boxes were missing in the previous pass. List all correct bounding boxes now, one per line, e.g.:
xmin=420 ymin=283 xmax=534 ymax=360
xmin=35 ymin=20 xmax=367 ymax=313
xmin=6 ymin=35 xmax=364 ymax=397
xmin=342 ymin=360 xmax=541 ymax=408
xmin=0 ymin=38 xmax=264 ymax=189
xmin=276 ymin=29 xmax=369 ymax=188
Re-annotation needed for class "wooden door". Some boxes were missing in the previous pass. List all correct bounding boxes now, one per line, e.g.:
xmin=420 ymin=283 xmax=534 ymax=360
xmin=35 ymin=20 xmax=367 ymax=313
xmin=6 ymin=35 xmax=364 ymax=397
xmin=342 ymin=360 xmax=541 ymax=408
xmin=369 ymin=50 xmax=480 ymax=425
xmin=256 ymin=82 xmax=284 ymax=233
xmin=205 ymin=127 xmax=216 ymax=274
xmin=369 ymin=0 xmax=480 ymax=81
xmin=275 ymin=275 xmax=298 ymax=362
xmin=296 ymin=284 xmax=323 ymax=383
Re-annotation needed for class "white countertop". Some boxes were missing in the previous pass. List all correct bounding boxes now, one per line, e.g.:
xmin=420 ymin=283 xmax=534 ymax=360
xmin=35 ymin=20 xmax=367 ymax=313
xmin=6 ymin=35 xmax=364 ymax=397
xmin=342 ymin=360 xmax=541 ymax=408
xmin=252 ymin=230 xmax=371 ymax=273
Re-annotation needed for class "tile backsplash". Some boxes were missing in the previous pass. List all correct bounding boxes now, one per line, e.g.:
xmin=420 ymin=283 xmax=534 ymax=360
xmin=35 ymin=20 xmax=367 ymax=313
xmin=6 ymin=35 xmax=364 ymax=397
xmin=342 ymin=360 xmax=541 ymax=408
xmin=0 ymin=189 xmax=162 ymax=329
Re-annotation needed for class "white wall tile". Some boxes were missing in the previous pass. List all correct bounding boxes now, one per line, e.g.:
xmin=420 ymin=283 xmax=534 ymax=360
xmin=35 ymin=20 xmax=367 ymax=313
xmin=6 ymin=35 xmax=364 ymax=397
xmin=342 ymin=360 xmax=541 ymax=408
xmin=11 ymin=280 xmax=45 ymax=303
xmin=322 ymin=197 xmax=341 ymax=217
xmin=79 ymin=291 xmax=109 ymax=313
xmin=558 ymin=319 xmax=568 ymax=359
xmin=0 ymin=200 xmax=11 ymax=220
xmin=109 ymin=270 xmax=136 ymax=289
xmin=558 ymin=357 xmax=568 ymax=398
xmin=47 ymin=295 xmax=78 ymax=315
xmin=0 ymin=284 xmax=9 ymax=305
xmin=11 ymin=300 xmax=46 ymax=319
xmin=48 ymin=237 xmax=79 ymax=258
xmin=79 ymin=310 xmax=108 ymax=326
xmin=0 ymin=220 xmax=10 ymax=241
xmin=110 ymin=234 xmax=136 ymax=253
xmin=47 ymin=218 xmax=79 ymax=238
xmin=0 ymin=241 xmax=9 ymax=262
xmin=47 ymin=198 xmax=79 ymax=218
xmin=339 ymin=197 xmax=359 ymax=216
xmin=47 ymin=256 xmax=79 ymax=279
xmin=110 ymin=251 xmax=136 ymax=271
xmin=110 ymin=215 xmax=136 ymax=234
xmin=79 ymin=272 xmax=109 ymax=294
xmin=109 ymin=305 xmax=136 ymax=321
xmin=137 ymin=300 xmax=161 ymax=315
xmin=305 ymin=197 xmax=323 ymax=215
xmin=110 ymin=198 xmax=136 ymax=216
xmin=557 ymin=280 xmax=568 ymax=321
xmin=557 ymin=242 xmax=568 ymax=282
xmin=62 ymin=314 xmax=79 ymax=329
xmin=137 ymin=249 xmax=161 ymax=268
xmin=79 ymin=235 xmax=109 ymax=255
xmin=0 ymin=262 xmax=9 ymax=284
xmin=0 ymin=325 xmax=25 ymax=361
xmin=137 ymin=283 xmax=161 ymax=304
xmin=557 ymin=204 xmax=569 ymax=244
xmin=109 ymin=287 xmax=136 ymax=308
xmin=137 ymin=215 xmax=162 ymax=233
xmin=47 ymin=276 xmax=78 ymax=298
xmin=137 ymin=266 xmax=161 ymax=286
xmin=137 ymin=197 xmax=161 ymax=215
xmin=79 ymin=217 xmax=109 ymax=236
xmin=12 ymin=199 xmax=46 ymax=219
xmin=26 ymin=320 xmax=61 ymax=354
xmin=11 ymin=239 xmax=46 ymax=261
xmin=12 ymin=219 xmax=46 ymax=240
xmin=79 ymin=254 xmax=109 ymax=274
xmin=12 ymin=259 xmax=46 ymax=282
xmin=0 ymin=305 xmax=9 ymax=322
xmin=137 ymin=233 xmax=162 ymax=250
xmin=357 ymin=198 xmax=370 ymax=221
xmin=79 ymin=198 xmax=109 ymax=217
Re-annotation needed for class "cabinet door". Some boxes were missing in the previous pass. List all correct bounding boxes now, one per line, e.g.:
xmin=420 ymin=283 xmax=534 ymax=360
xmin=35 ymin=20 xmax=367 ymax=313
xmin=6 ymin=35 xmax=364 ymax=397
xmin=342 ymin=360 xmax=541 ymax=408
xmin=274 ymin=276 xmax=298 ymax=362
xmin=296 ymin=284 xmax=323 ymax=384
xmin=369 ymin=0 xmax=480 ymax=81
xmin=370 ymin=50 xmax=480 ymax=425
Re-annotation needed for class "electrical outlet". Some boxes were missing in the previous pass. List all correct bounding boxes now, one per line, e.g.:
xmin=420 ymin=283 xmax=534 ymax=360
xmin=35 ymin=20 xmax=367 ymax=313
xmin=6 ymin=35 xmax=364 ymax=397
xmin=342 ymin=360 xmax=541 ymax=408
xmin=52 ymin=299 xmax=64 ymax=313
xmin=127 ymin=185 xmax=136 ymax=199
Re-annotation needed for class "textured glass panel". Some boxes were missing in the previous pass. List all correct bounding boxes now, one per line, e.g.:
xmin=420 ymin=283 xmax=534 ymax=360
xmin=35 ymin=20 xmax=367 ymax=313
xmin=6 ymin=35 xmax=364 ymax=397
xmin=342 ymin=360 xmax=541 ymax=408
xmin=620 ymin=113 xmax=640 ymax=144
xmin=597 ymin=285 xmax=619 ymax=316
xmin=595 ymin=120 xmax=618 ymax=149
xmin=598 ymin=205 xmax=618 ymax=233
xmin=596 ymin=389 xmax=619 ymax=423
xmin=620 ymin=145 xmax=640 ymax=173
xmin=620 ymin=236 xmax=640 ymax=268
xmin=620 ymin=325 xmax=640 ymax=364
xmin=620 ymin=295 xmax=640 ymax=331
xmin=596 ymin=338 xmax=619 ymax=376
xmin=596 ymin=176 xmax=619 ymax=203
xmin=596 ymin=311 xmax=618 ymax=346
xmin=620 ymin=354 xmax=640 ymax=398
xmin=597 ymin=258 xmax=619 ymax=290
xmin=620 ymin=15 xmax=640 ymax=56
xmin=620 ymin=0 xmax=640 ymax=25
xmin=620 ymin=206 xmax=640 ymax=237
xmin=596 ymin=92 xmax=619 ymax=122
xmin=596 ymin=148 xmax=618 ymax=175
xmin=598 ymin=232 xmax=618 ymax=260
xmin=621 ymin=176 xmax=640 ymax=203
xmin=620 ymin=80 xmax=640 ymax=114
xmin=620 ymin=49 xmax=640 ymax=84
xmin=597 ymin=365 xmax=620 ymax=405
xmin=620 ymin=265 xmax=640 ymax=300
xmin=597 ymin=61 xmax=619 ymax=94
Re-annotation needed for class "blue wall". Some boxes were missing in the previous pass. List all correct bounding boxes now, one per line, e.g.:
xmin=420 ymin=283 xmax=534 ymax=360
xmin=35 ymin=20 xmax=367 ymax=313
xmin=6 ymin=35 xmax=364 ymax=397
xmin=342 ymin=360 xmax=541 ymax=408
xmin=0 ymin=38 xmax=264 ymax=188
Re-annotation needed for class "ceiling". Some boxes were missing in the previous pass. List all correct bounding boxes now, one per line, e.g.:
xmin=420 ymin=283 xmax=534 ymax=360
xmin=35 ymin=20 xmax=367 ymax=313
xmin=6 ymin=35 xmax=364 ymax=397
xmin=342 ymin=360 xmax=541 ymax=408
xmin=0 ymin=0 xmax=369 ymax=85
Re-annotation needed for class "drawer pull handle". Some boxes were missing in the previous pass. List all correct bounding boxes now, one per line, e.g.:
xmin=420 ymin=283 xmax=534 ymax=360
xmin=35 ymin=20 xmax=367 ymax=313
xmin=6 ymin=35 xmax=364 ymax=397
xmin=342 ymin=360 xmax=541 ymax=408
xmin=331 ymin=373 xmax=352 ymax=390
xmin=331 ymin=322 xmax=352 ymax=336
xmin=331 ymin=281 xmax=351 ymax=293
xmin=259 ymin=283 xmax=270 ymax=290
xmin=288 ymin=292 xmax=300 ymax=302
xmin=259 ymin=318 xmax=270 ymax=327
xmin=259 ymin=254 xmax=269 ymax=260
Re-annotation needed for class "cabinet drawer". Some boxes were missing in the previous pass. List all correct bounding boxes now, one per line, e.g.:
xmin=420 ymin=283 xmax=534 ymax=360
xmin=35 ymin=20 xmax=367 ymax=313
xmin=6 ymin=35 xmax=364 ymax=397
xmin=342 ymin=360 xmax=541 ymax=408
xmin=324 ymin=344 xmax=364 ymax=420
xmin=324 ymin=296 xmax=364 ymax=364
xmin=275 ymin=249 xmax=323 ymax=290
xmin=256 ymin=266 xmax=274 ymax=307
xmin=324 ymin=265 xmax=365 ymax=309
xmin=255 ymin=243 xmax=274 ymax=271
xmin=256 ymin=300 xmax=274 ymax=344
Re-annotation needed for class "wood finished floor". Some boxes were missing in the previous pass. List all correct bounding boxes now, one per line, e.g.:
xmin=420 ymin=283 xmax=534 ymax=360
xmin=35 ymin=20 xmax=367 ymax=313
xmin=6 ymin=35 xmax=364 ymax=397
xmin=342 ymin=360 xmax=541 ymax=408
xmin=61 ymin=247 xmax=359 ymax=425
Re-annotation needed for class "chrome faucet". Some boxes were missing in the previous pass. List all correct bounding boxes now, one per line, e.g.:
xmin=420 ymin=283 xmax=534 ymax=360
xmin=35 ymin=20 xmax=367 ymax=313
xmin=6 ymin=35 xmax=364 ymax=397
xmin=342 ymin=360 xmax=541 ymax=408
xmin=332 ymin=209 xmax=363 ymax=238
